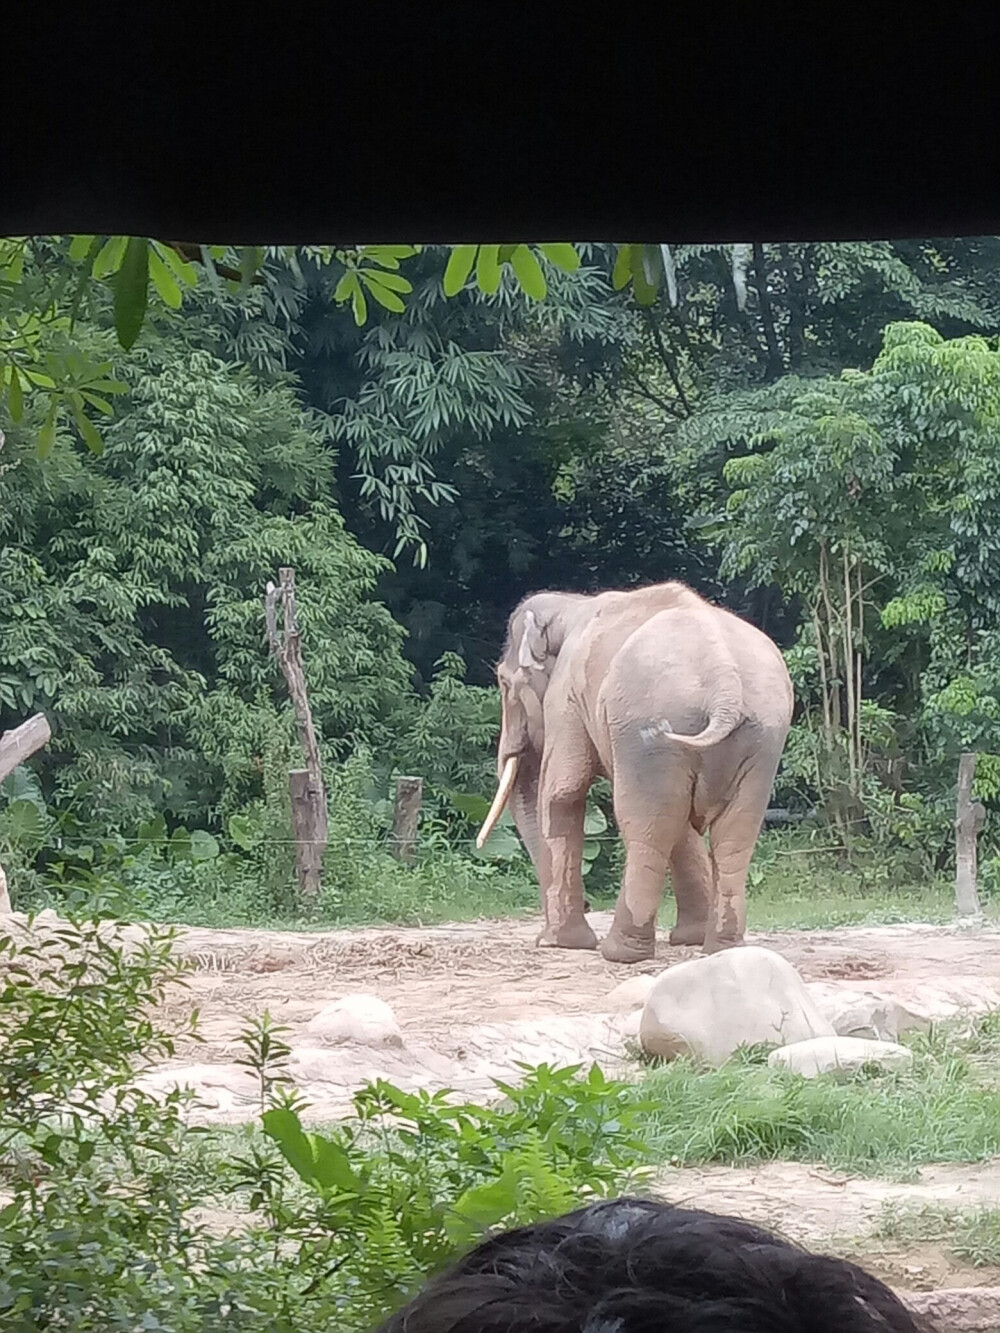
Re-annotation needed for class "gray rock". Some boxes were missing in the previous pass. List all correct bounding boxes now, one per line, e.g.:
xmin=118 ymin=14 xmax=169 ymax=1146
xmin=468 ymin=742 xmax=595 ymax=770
xmin=305 ymin=994 xmax=403 ymax=1048
xmin=638 ymin=946 xmax=834 ymax=1065
xmin=806 ymin=982 xmax=929 ymax=1042
xmin=768 ymin=1035 xmax=913 ymax=1079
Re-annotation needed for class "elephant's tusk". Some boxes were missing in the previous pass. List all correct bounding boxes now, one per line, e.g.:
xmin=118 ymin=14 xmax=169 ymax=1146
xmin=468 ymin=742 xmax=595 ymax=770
xmin=476 ymin=756 xmax=520 ymax=849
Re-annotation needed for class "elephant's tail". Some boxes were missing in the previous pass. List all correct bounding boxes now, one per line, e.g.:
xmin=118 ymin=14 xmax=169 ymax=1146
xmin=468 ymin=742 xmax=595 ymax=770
xmin=661 ymin=667 xmax=744 ymax=750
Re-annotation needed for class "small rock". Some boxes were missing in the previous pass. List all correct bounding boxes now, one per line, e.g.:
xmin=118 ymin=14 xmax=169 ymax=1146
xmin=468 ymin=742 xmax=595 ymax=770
xmin=767 ymin=1035 xmax=913 ymax=1079
xmin=606 ymin=974 xmax=657 ymax=1013
xmin=807 ymin=982 xmax=929 ymax=1041
xmin=306 ymin=994 xmax=403 ymax=1048
xmin=639 ymin=946 xmax=834 ymax=1065
xmin=131 ymin=1063 xmax=260 ymax=1111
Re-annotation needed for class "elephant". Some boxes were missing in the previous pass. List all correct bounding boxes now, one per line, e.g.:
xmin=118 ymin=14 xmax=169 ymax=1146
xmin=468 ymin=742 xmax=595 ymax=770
xmin=476 ymin=581 xmax=794 ymax=962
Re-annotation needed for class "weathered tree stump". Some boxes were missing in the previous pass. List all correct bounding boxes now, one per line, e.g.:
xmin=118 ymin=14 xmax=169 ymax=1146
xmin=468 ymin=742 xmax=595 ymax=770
xmin=389 ymin=776 xmax=423 ymax=864
xmin=955 ymin=752 xmax=985 ymax=919
xmin=264 ymin=569 xmax=328 ymax=899
xmin=288 ymin=768 xmax=327 ymax=898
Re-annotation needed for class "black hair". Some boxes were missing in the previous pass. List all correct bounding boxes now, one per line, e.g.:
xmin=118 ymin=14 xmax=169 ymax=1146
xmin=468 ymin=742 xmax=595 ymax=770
xmin=373 ymin=1197 xmax=935 ymax=1332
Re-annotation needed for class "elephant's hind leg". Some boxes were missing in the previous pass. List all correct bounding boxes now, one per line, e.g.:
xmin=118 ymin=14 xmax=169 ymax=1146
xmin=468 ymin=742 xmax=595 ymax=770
xmin=703 ymin=761 xmax=776 ymax=952
xmin=600 ymin=754 xmax=692 ymax=964
xmin=668 ymin=825 xmax=712 ymax=947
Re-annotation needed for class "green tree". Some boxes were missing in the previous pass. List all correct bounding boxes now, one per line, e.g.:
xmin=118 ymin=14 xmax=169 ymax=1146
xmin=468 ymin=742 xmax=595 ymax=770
xmin=0 ymin=335 xmax=413 ymax=832
xmin=711 ymin=321 xmax=1000 ymax=853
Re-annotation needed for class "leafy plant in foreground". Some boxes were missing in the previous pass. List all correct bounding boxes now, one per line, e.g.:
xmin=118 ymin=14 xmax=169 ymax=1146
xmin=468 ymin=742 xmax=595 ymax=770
xmin=245 ymin=1059 xmax=656 ymax=1329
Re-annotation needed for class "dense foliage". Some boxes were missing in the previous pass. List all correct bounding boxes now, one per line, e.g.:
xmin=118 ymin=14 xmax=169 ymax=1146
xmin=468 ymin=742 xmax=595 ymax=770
xmin=2 ymin=236 xmax=1000 ymax=915
xmin=0 ymin=920 xmax=652 ymax=1330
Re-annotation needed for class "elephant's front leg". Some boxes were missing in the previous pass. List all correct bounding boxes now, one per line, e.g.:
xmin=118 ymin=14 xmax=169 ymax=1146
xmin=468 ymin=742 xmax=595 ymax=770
xmin=535 ymin=753 xmax=598 ymax=951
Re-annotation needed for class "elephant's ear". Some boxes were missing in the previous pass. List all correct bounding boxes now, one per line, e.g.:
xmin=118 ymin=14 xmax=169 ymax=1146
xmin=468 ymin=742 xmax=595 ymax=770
xmin=517 ymin=609 xmax=548 ymax=671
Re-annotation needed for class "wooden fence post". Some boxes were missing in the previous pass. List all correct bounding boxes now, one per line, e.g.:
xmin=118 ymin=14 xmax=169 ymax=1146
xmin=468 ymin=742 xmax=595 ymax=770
xmin=955 ymin=751 xmax=985 ymax=919
xmin=264 ymin=570 xmax=328 ymax=898
xmin=389 ymin=776 xmax=423 ymax=864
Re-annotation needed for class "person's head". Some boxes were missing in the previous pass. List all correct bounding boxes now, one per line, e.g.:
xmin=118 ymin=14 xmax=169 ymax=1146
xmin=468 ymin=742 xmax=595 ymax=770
xmin=374 ymin=1197 xmax=934 ymax=1332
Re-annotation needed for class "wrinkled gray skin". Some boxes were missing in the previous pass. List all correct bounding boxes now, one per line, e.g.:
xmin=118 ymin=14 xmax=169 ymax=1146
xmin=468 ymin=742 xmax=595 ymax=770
xmin=488 ymin=582 xmax=794 ymax=962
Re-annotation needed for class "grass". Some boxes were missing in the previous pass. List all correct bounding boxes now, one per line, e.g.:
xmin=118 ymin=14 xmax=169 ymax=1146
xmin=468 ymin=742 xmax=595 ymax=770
xmin=637 ymin=1011 xmax=1000 ymax=1180
xmin=874 ymin=1200 xmax=1000 ymax=1268
xmin=27 ymin=822 xmax=1000 ymax=935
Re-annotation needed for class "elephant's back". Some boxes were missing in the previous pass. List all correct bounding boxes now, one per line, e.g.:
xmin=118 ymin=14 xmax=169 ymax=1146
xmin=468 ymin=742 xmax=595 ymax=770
xmin=598 ymin=603 xmax=792 ymax=737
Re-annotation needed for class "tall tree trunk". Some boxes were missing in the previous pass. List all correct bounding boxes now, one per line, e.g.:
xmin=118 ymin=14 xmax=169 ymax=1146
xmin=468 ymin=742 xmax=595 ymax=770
xmin=752 ymin=242 xmax=785 ymax=381
xmin=779 ymin=243 xmax=807 ymax=369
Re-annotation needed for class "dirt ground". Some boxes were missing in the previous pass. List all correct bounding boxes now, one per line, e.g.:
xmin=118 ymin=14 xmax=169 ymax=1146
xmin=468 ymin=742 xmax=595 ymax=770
xmin=149 ymin=910 xmax=1000 ymax=1119
xmin=11 ymin=907 xmax=1000 ymax=1316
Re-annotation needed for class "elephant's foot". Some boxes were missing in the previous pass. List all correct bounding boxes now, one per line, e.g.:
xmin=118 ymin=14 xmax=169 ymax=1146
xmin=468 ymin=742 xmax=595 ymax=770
xmin=536 ymin=917 xmax=599 ymax=951
xmin=702 ymin=934 xmax=745 ymax=956
xmin=669 ymin=921 xmax=707 ymax=947
xmin=599 ymin=926 xmax=656 ymax=964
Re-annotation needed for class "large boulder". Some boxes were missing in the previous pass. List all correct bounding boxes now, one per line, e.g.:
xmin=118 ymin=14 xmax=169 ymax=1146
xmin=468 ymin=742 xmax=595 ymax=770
xmin=638 ymin=946 xmax=834 ymax=1064
xmin=768 ymin=1035 xmax=913 ymax=1080
xmin=305 ymin=994 xmax=403 ymax=1048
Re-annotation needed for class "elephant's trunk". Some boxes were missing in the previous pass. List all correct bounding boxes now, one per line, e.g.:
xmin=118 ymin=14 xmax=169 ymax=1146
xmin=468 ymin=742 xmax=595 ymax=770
xmin=476 ymin=756 xmax=520 ymax=848
xmin=663 ymin=668 xmax=744 ymax=750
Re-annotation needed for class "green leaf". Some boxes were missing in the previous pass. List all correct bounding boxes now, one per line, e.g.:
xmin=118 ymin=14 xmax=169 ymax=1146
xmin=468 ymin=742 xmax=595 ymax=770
xmin=360 ymin=272 xmax=406 ymax=312
xmin=68 ymin=235 xmax=96 ymax=262
xmin=72 ymin=404 xmax=104 ymax=456
xmin=170 ymin=828 xmax=192 ymax=860
xmin=334 ymin=270 xmax=357 ymax=303
xmin=498 ymin=245 xmax=517 ymax=263
xmin=442 ymin=790 xmax=491 ymax=822
xmin=113 ymin=238 xmax=150 ymax=350
xmin=262 ymin=1107 xmax=318 ymax=1185
xmin=350 ymin=284 xmax=368 ymax=325
xmin=538 ymin=243 xmax=581 ymax=271
xmin=92 ymin=235 xmax=128 ymax=280
xmin=8 ymin=366 xmax=23 ymax=422
xmin=510 ymin=245 xmax=547 ymax=300
xmin=476 ymin=245 xmax=502 ymax=294
xmin=155 ymin=244 xmax=199 ymax=287
xmin=584 ymin=806 xmax=608 ymax=836
xmin=364 ymin=269 xmax=412 ymax=294
xmin=189 ymin=829 xmax=220 ymax=862
xmin=79 ymin=391 xmax=113 ymax=416
xmin=443 ymin=245 xmax=478 ymax=296
xmin=446 ymin=1166 xmax=518 ymax=1244
xmin=37 ymin=402 xmax=58 ymax=460
xmin=228 ymin=813 xmax=257 ymax=851
xmin=307 ymin=1135 xmax=359 ymax=1193
xmin=148 ymin=247 xmax=183 ymax=309
xmin=473 ymin=824 xmax=522 ymax=860
xmin=612 ymin=244 xmax=633 ymax=290
xmin=582 ymin=839 xmax=601 ymax=862
xmin=448 ymin=1173 xmax=520 ymax=1242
